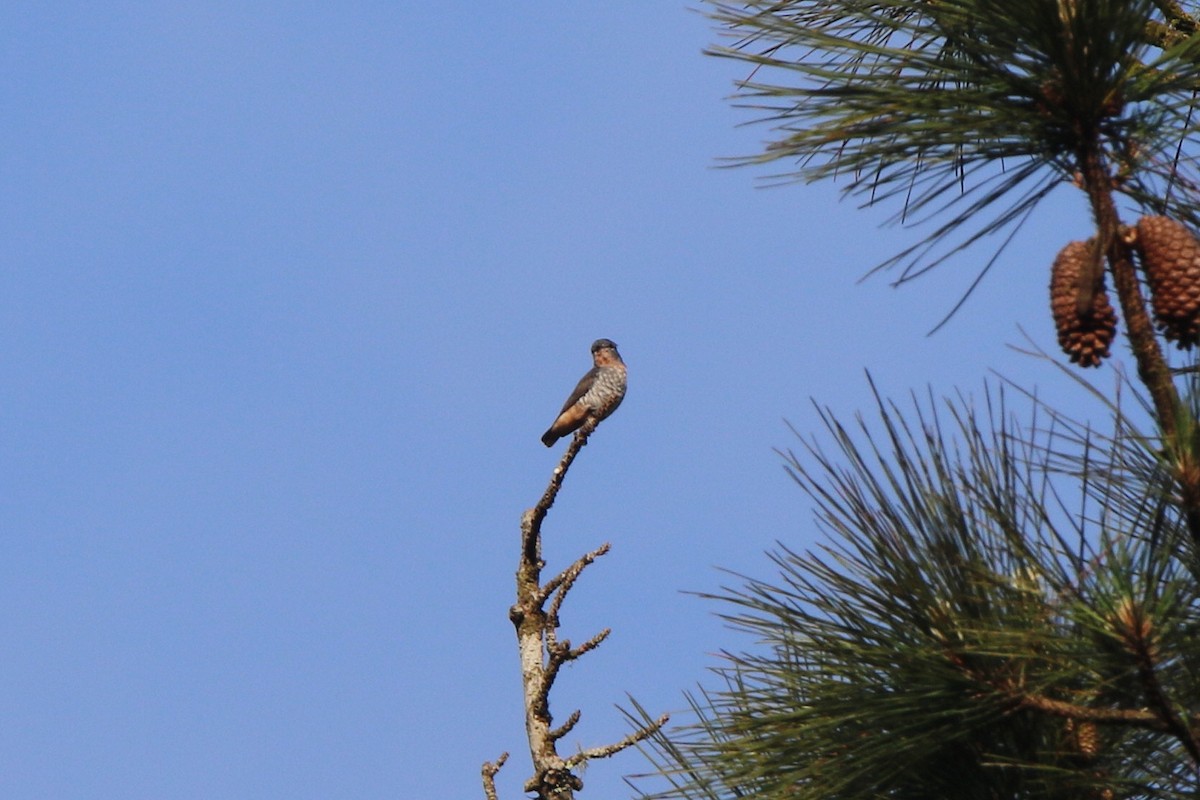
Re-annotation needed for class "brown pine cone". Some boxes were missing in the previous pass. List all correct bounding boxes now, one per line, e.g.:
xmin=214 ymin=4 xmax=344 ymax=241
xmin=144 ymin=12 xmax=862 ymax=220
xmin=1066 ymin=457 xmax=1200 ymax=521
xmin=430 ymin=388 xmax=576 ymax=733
xmin=1136 ymin=215 xmax=1200 ymax=349
xmin=1050 ymin=240 xmax=1117 ymax=367
xmin=1075 ymin=720 xmax=1100 ymax=759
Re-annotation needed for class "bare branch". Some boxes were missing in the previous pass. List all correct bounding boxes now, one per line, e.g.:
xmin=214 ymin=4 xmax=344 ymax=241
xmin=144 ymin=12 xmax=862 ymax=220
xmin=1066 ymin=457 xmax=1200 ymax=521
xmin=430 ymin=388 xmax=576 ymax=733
xmin=564 ymin=713 xmax=671 ymax=769
xmin=500 ymin=404 xmax=663 ymax=797
xmin=481 ymin=752 xmax=508 ymax=800
xmin=541 ymin=543 xmax=612 ymax=607
xmin=567 ymin=628 xmax=612 ymax=660
xmin=549 ymin=710 xmax=582 ymax=742
xmin=523 ymin=766 xmax=583 ymax=798
xmin=523 ymin=420 xmax=598 ymax=563
xmin=544 ymin=641 xmax=569 ymax=692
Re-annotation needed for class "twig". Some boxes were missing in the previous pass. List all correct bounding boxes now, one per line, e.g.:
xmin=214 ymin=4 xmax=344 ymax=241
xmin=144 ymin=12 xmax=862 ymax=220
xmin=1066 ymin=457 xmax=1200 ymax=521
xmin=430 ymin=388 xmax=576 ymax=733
xmin=963 ymin=659 xmax=1200 ymax=748
xmin=544 ymin=629 xmax=614 ymax=693
xmin=1117 ymin=599 xmax=1200 ymax=762
xmin=549 ymin=710 xmax=582 ymax=743
xmin=567 ymin=628 xmax=611 ymax=660
xmin=1014 ymin=690 xmax=1177 ymax=731
xmin=541 ymin=543 xmax=612 ymax=607
xmin=523 ymin=421 xmax=598 ymax=563
xmin=564 ymin=713 xmax=671 ymax=769
xmin=945 ymin=644 xmax=1200 ymax=743
xmin=481 ymin=752 xmax=508 ymax=800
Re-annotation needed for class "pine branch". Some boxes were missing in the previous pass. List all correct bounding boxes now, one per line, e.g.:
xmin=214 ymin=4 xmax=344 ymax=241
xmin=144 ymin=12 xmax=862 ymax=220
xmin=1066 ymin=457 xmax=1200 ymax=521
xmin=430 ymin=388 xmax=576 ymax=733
xmin=1012 ymin=690 xmax=1176 ymax=729
xmin=1072 ymin=139 xmax=1200 ymax=551
xmin=1115 ymin=598 xmax=1200 ymax=761
xmin=704 ymin=0 xmax=1200 ymax=312
xmin=625 ymin=1 xmax=1200 ymax=797
xmin=631 ymin=382 xmax=1200 ymax=798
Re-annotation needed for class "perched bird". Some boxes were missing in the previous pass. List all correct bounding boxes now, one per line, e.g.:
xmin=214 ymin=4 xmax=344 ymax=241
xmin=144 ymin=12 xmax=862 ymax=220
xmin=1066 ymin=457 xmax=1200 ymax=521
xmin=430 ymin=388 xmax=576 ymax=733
xmin=541 ymin=338 xmax=627 ymax=447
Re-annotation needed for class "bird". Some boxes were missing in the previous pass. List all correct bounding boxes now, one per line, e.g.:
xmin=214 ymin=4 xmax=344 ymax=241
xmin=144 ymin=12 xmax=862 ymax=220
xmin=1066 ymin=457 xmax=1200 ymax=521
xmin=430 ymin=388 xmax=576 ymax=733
xmin=541 ymin=338 xmax=627 ymax=447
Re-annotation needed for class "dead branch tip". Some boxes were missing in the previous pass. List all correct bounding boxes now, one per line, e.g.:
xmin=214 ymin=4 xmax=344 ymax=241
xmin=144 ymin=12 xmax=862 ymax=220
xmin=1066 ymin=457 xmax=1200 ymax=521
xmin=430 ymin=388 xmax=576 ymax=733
xmin=564 ymin=713 xmax=671 ymax=769
xmin=481 ymin=752 xmax=509 ymax=800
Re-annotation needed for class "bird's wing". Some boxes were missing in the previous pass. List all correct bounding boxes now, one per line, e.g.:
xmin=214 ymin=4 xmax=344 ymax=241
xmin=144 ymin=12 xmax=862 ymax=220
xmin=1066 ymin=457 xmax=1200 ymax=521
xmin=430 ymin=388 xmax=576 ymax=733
xmin=558 ymin=366 xmax=599 ymax=413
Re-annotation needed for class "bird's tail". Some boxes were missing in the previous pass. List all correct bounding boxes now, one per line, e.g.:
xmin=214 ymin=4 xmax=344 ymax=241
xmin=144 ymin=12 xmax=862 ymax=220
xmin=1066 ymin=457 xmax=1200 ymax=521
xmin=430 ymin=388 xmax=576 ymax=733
xmin=540 ymin=429 xmax=559 ymax=447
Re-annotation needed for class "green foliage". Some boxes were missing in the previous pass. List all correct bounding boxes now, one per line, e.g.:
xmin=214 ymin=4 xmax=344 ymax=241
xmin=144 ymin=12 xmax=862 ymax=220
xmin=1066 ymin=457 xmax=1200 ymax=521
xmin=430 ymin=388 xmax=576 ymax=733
xmin=625 ymin=3 xmax=1200 ymax=797
xmin=628 ymin=381 xmax=1200 ymax=799
xmin=704 ymin=0 xmax=1200 ymax=281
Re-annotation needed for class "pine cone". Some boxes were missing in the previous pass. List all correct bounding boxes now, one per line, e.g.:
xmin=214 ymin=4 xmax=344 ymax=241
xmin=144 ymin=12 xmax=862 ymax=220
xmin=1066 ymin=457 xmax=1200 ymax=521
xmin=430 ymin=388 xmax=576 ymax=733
xmin=1050 ymin=240 xmax=1117 ymax=367
xmin=1074 ymin=720 xmax=1100 ymax=759
xmin=1136 ymin=215 xmax=1200 ymax=349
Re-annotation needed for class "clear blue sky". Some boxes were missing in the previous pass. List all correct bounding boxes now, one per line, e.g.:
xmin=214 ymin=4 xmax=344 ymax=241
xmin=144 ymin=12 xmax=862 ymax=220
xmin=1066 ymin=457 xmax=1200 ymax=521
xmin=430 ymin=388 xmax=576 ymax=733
xmin=1 ymin=4 xmax=1132 ymax=799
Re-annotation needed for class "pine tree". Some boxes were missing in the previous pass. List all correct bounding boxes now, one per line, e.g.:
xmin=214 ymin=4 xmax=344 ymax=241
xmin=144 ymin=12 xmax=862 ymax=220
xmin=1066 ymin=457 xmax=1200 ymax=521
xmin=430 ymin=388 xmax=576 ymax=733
xmin=628 ymin=2 xmax=1200 ymax=798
